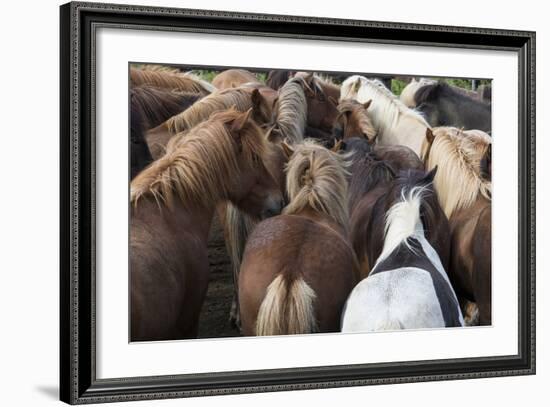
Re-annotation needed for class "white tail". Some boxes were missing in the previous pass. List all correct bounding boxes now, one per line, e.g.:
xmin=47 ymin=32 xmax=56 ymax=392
xmin=256 ymin=275 xmax=317 ymax=336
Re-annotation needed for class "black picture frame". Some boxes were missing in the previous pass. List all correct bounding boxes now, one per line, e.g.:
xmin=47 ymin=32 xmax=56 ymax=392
xmin=60 ymin=1 xmax=536 ymax=404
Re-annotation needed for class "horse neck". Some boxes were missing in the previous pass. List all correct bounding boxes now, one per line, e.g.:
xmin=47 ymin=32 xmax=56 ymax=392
xmin=133 ymin=197 xmax=215 ymax=244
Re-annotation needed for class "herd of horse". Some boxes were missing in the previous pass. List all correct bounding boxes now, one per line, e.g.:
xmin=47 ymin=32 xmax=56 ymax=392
xmin=129 ymin=65 xmax=492 ymax=341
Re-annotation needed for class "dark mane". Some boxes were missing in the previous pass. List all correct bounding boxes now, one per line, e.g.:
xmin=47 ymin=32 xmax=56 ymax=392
xmin=344 ymin=138 xmax=394 ymax=210
xmin=130 ymin=99 xmax=153 ymax=179
xmin=130 ymin=86 xmax=202 ymax=130
xmin=414 ymin=81 xmax=478 ymax=105
xmin=266 ymin=70 xmax=294 ymax=90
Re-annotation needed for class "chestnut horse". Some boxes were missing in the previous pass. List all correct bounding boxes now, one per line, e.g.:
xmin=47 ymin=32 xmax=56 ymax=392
xmin=421 ymin=127 xmax=492 ymax=325
xmin=146 ymin=87 xmax=273 ymax=159
xmin=212 ymin=69 xmax=262 ymax=90
xmin=239 ymin=141 xmax=358 ymax=335
xmin=333 ymin=99 xmax=376 ymax=143
xmin=342 ymin=169 xmax=464 ymax=331
xmin=130 ymin=109 xmax=284 ymax=341
xmin=343 ymin=138 xmax=450 ymax=279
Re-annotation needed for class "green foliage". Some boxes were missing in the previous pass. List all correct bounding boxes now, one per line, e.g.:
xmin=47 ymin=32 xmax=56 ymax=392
xmin=391 ymin=79 xmax=408 ymax=96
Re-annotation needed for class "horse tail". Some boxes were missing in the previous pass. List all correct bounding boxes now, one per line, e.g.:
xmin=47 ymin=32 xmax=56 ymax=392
xmin=256 ymin=274 xmax=317 ymax=336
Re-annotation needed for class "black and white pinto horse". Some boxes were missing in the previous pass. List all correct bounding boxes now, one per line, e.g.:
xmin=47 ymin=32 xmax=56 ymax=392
xmin=341 ymin=173 xmax=464 ymax=331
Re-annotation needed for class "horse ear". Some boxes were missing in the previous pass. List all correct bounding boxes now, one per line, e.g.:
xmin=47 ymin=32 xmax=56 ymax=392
xmin=332 ymin=139 xmax=344 ymax=152
xmin=363 ymin=100 xmax=372 ymax=110
xmin=423 ymin=165 xmax=438 ymax=184
xmin=281 ymin=139 xmax=294 ymax=159
xmin=251 ymin=88 xmax=262 ymax=109
xmin=425 ymin=128 xmax=435 ymax=145
xmin=230 ymin=108 xmax=253 ymax=133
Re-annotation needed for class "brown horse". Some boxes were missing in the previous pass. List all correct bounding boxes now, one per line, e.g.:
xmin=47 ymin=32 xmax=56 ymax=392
xmin=130 ymin=67 xmax=214 ymax=94
xmin=146 ymin=87 xmax=273 ymax=159
xmin=343 ymin=137 xmax=450 ymax=279
xmin=239 ymin=141 xmax=358 ymax=335
xmin=130 ymin=109 xmax=285 ymax=341
xmin=421 ymin=127 xmax=492 ymax=325
xmin=130 ymin=86 xmax=203 ymax=131
xmin=333 ymin=99 xmax=376 ymax=142
xmin=212 ymin=69 xmax=262 ymax=90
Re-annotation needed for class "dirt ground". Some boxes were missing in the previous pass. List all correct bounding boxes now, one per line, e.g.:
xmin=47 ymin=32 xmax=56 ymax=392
xmin=197 ymin=215 xmax=241 ymax=338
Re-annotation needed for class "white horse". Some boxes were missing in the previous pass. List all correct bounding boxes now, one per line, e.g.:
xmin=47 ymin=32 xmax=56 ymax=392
xmin=340 ymin=76 xmax=430 ymax=157
xmin=341 ymin=178 xmax=464 ymax=332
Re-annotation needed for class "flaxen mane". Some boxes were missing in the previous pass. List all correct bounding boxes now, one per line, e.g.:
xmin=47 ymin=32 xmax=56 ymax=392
xmin=342 ymin=76 xmax=430 ymax=136
xmin=130 ymin=68 xmax=213 ymax=94
xmin=131 ymin=109 xmax=269 ymax=209
xmin=266 ymin=77 xmax=308 ymax=143
xmin=284 ymin=140 xmax=350 ymax=230
xmin=422 ymin=127 xmax=492 ymax=218
xmin=165 ymin=88 xmax=255 ymax=134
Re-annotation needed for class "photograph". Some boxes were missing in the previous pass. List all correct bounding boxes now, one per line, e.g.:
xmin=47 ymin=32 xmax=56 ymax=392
xmin=129 ymin=64 xmax=492 ymax=342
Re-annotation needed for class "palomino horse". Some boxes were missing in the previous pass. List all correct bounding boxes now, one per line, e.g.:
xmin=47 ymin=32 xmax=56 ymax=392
xmin=239 ymin=140 xmax=358 ymax=335
xmin=343 ymin=138 xmax=450 ymax=279
xmin=212 ymin=69 xmax=262 ymax=90
xmin=340 ymin=76 xmax=431 ymax=156
xmin=130 ymin=109 xmax=284 ymax=341
xmin=333 ymin=99 xmax=376 ymax=143
xmin=145 ymin=87 xmax=273 ymax=159
xmin=130 ymin=67 xmax=215 ymax=94
xmin=413 ymin=81 xmax=492 ymax=132
xmin=341 ymin=169 xmax=464 ymax=331
xmin=421 ymin=127 xmax=492 ymax=325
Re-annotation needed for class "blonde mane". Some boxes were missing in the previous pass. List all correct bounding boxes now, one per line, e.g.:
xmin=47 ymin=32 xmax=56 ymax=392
xmin=284 ymin=140 xmax=350 ymax=230
xmin=131 ymin=109 xmax=269 ymax=209
xmin=165 ymin=88 xmax=254 ymax=134
xmin=267 ymin=78 xmax=307 ymax=144
xmin=130 ymin=68 xmax=213 ymax=94
xmin=423 ymin=127 xmax=492 ymax=218
xmin=341 ymin=76 xmax=430 ymax=137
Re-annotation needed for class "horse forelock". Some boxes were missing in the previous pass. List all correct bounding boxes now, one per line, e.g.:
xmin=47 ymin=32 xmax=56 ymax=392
xmin=426 ymin=127 xmax=491 ymax=218
xmin=284 ymin=140 xmax=351 ymax=230
xmin=336 ymin=100 xmax=376 ymax=141
xmin=130 ymin=110 xmax=269 ymax=210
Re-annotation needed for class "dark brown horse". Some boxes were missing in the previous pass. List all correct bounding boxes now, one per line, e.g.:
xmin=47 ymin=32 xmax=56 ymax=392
xmin=212 ymin=69 xmax=262 ymax=90
xmin=130 ymin=109 xmax=285 ymax=341
xmin=343 ymin=138 xmax=450 ymax=279
xmin=239 ymin=141 xmax=358 ymax=335
xmin=421 ymin=127 xmax=492 ymax=325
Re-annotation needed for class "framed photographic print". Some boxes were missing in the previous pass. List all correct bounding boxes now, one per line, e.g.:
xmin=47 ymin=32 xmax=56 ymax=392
xmin=60 ymin=1 xmax=535 ymax=404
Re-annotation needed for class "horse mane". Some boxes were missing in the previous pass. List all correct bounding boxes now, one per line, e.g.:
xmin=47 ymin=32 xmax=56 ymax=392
xmin=266 ymin=70 xmax=294 ymax=90
xmin=423 ymin=127 xmax=492 ymax=218
xmin=342 ymin=76 xmax=430 ymax=136
xmin=267 ymin=77 xmax=307 ymax=144
xmin=399 ymin=78 xmax=436 ymax=107
xmin=130 ymin=68 xmax=213 ymax=94
xmin=138 ymin=64 xmax=181 ymax=74
xmin=284 ymin=140 xmax=350 ymax=230
xmin=348 ymin=152 xmax=395 ymax=210
xmin=336 ymin=99 xmax=376 ymax=141
xmin=414 ymin=81 xmax=482 ymax=106
xmin=378 ymin=170 xmax=438 ymax=262
xmin=165 ymin=88 xmax=254 ymax=134
xmin=131 ymin=109 xmax=269 ymax=209
xmin=130 ymin=86 xmax=202 ymax=130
